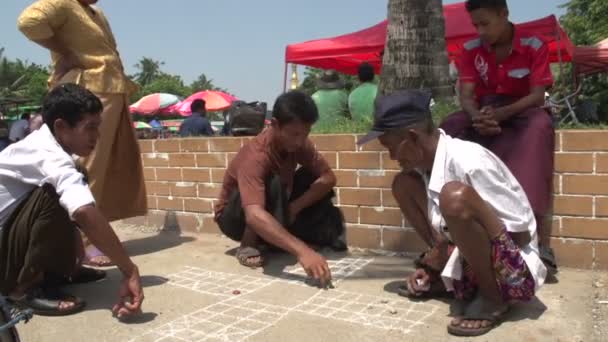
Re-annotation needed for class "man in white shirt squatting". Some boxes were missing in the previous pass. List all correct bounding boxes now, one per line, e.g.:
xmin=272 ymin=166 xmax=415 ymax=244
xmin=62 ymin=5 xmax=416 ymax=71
xmin=0 ymin=84 xmax=144 ymax=318
xmin=357 ymin=89 xmax=546 ymax=337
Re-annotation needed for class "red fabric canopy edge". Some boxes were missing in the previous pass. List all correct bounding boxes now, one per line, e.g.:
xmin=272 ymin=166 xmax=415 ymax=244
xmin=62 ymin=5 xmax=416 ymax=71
xmin=285 ymin=2 xmax=574 ymax=75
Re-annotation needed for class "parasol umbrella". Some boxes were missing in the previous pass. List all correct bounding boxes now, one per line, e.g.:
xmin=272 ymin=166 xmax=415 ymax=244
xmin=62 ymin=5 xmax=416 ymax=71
xmin=129 ymin=93 xmax=181 ymax=114
xmin=173 ymin=91 xmax=238 ymax=115
xmin=133 ymin=121 xmax=152 ymax=129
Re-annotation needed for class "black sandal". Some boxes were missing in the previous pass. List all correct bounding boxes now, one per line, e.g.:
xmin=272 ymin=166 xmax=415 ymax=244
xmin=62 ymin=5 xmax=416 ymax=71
xmin=9 ymin=287 xmax=86 ymax=317
xmin=447 ymin=294 xmax=509 ymax=337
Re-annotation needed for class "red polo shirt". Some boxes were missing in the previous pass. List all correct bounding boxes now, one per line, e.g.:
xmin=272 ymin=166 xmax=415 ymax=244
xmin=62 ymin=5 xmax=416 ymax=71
xmin=458 ymin=27 xmax=553 ymax=99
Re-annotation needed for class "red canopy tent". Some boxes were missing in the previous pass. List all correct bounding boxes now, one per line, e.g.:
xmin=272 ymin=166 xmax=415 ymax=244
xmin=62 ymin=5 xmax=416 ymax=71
xmin=285 ymin=2 xmax=574 ymax=80
xmin=573 ymin=38 xmax=608 ymax=76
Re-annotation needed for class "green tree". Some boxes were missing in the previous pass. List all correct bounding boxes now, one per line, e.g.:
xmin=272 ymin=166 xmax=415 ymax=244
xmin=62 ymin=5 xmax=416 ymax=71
xmin=132 ymin=57 xmax=164 ymax=87
xmin=0 ymin=48 xmax=50 ymax=106
xmin=131 ymin=73 xmax=191 ymax=103
xmin=560 ymin=0 xmax=608 ymax=122
xmin=190 ymin=73 xmax=216 ymax=92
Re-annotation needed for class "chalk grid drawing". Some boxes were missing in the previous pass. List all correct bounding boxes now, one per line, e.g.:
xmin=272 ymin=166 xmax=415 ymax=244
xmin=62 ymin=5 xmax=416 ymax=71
xmin=130 ymin=257 xmax=438 ymax=342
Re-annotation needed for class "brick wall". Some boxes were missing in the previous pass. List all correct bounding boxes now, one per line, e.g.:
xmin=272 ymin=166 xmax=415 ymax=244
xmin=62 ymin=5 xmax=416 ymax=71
xmin=126 ymin=130 xmax=608 ymax=270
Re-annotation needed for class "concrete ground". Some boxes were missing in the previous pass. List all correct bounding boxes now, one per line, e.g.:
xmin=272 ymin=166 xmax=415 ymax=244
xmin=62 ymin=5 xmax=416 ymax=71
xmin=16 ymin=224 xmax=605 ymax=342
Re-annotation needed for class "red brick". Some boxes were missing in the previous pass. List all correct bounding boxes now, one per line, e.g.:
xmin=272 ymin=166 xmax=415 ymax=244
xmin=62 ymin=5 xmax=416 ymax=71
xmin=174 ymin=213 xmax=201 ymax=233
xmin=597 ymin=153 xmax=608 ymax=173
xmin=180 ymin=139 xmax=209 ymax=152
xmin=339 ymin=189 xmax=381 ymax=206
xmin=184 ymin=198 xmax=213 ymax=213
xmin=382 ymin=189 xmax=399 ymax=207
xmin=338 ymin=206 xmax=359 ymax=224
xmin=359 ymin=170 xmax=399 ymax=188
xmin=550 ymin=237 xmax=593 ymax=269
xmin=595 ymin=242 xmax=608 ymax=270
xmin=196 ymin=153 xmax=226 ymax=168
xmin=553 ymin=175 xmax=561 ymax=194
xmin=554 ymin=153 xmax=594 ymax=173
xmin=142 ymin=153 xmax=169 ymax=167
xmin=552 ymin=195 xmax=593 ymax=216
xmin=156 ymin=168 xmax=182 ymax=181
xmin=155 ymin=140 xmax=180 ymax=152
xmin=143 ymin=167 xmax=156 ymax=181
xmin=209 ymin=138 xmax=242 ymax=152
xmin=356 ymin=136 xmax=385 ymax=152
xmin=345 ymin=225 xmax=381 ymax=249
xmin=334 ymin=170 xmax=358 ymax=187
xmin=157 ymin=197 xmax=184 ymax=211
xmin=338 ymin=152 xmax=380 ymax=169
xmin=360 ymin=207 xmax=403 ymax=226
xmin=596 ymin=197 xmax=608 ymax=217
xmin=182 ymin=168 xmax=210 ymax=182
xmin=562 ymin=131 xmax=608 ymax=151
xmin=382 ymin=229 xmax=426 ymax=253
xmin=211 ymin=169 xmax=226 ymax=183
xmin=138 ymin=140 xmax=154 ymax=153
xmin=198 ymin=184 xmax=222 ymax=199
xmin=201 ymin=216 xmax=221 ymax=235
xmin=563 ymin=175 xmax=608 ymax=195
xmin=310 ymin=135 xmax=355 ymax=151
xmin=170 ymin=182 xmax=197 ymax=197
xmin=381 ymin=152 xmax=400 ymax=170
xmin=169 ymin=153 xmax=196 ymax=167
xmin=550 ymin=217 xmax=561 ymax=238
xmin=146 ymin=181 xmax=171 ymax=196
xmin=561 ymin=217 xmax=608 ymax=240
xmin=320 ymin=152 xmax=338 ymax=169
xmin=146 ymin=196 xmax=157 ymax=210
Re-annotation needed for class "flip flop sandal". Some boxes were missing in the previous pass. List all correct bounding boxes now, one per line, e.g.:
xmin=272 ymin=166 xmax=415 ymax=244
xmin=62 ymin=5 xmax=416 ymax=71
xmin=236 ymin=247 xmax=264 ymax=268
xmin=9 ymin=287 xmax=86 ymax=317
xmin=83 ymin=246 xmax=115 ymax=267
xmin=45 ymin=267 xmax=107 ymax=287
xmin=447 ymin=294 xmax=510 ymax=337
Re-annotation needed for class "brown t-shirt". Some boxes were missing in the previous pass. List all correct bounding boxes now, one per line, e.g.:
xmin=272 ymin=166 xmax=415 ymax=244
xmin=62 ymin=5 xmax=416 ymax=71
xmin=215 ymin=127 xmax=330 ymax=217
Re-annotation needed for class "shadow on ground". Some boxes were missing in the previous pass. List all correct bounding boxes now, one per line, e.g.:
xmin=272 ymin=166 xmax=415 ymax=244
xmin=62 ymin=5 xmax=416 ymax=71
xmin=123 ymin=231 xmax=195 ymax=257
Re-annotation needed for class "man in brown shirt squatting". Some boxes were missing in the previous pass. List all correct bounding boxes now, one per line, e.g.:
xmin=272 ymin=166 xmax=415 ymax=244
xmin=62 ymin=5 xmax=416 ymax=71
xmin=215 ymin=91 xmax=345 ymax=286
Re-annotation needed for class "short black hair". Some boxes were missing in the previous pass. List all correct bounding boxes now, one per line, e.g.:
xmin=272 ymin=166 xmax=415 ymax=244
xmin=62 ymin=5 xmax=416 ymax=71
xmin=358 ymin=63 xmax=375 ymax=83
xmin=272 ymin=91 xmax=318 ymax=125
xmin=465 ymin=0 xmax=508 ymax=12
xmin=21 ymin=113 xmax=31 ymax=120
xmin=191 ymin=99 xmax=206 ymax=113
xmin=42 ymin=83 xmax=103 ymax=134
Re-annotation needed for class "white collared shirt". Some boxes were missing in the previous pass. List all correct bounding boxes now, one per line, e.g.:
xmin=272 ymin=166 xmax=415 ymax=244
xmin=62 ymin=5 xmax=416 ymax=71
xmin=0 ymin=124 xmax=95 ymax=229
xmin=422 ymin=130 xmax=547 ymax=290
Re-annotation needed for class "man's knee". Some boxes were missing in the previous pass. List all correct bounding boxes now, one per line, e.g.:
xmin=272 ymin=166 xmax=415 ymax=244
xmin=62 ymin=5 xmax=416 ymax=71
xmin=439 ymin=181 xmax=475 ymax=220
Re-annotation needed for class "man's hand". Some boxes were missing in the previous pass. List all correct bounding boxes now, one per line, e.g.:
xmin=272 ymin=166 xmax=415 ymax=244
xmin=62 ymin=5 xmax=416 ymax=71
xmin=112 ymin=265 xmax=144 ymax=319
xmin=472 ymin=106 xmax=502 ymax=136
xmin=298 ymin=249 xmax=332 ymax=288
xmin=55 ymin=51 xmax=84 ymax=80
xmin=406 ymin=268 xmax=431 ymax=297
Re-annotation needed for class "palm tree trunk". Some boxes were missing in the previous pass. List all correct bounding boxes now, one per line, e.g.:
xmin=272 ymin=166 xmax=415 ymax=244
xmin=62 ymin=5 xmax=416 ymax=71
xmin=379 ymin=0 xmax=452 ymax=99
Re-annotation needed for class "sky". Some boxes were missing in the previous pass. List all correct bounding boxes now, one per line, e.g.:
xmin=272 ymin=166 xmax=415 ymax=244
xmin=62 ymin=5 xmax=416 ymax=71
xmin=1 ymin=0 xmax=567 ymax=105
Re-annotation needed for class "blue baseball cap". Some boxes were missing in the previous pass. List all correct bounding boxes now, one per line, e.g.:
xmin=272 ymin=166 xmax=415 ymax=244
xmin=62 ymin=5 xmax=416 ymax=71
xmin=357 ymin=89 xmax=432 ymax=145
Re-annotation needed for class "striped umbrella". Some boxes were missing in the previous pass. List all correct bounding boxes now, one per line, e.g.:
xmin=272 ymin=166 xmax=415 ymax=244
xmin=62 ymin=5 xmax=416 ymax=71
xmin=133 ymin=121 xmax=152 ymax=129
xmin=173 ymin=91 xmax=238 ymax=115
xmin=129 ymin=93 xmax=181 ymax=115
